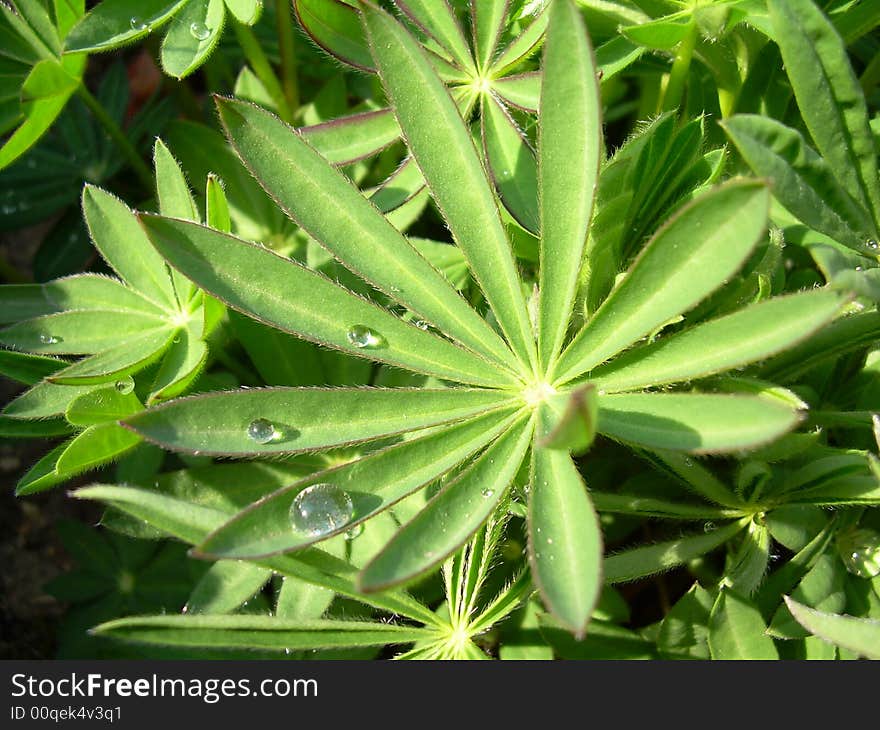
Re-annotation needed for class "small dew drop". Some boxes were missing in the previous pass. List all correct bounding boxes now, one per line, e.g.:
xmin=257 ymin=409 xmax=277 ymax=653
xmin=347 ymin=325 xmax=384 ymax=349
xmin=345 ymin=523 xmax=364 ymax=540
xmin=703 ymin=521 xmax=715 ymax=533
xmin=190 ymin=21 xmax=210 ymax=40
xmin=39 ymin=334 xmax=61 ymax=345
xmin=413 ymin=319 xmax=429 ymax=331
xmin=867 ymin=238 xmax=879 ymax=250
xmin=684 ymin=457 xmax=693 ymax=467
xmin=840 ymin=528 xmax=880 ymax=578
xmin=546 ymin=537 xmax=553 ymax=545
xmin=247 ymin=418 xmax=278 ymax=444
xmin=856 ymin=266 xmax=864 ymax=272
xmin=289 ymin=483 xmax=354 ymax=536
xmin=130 ymin=16 xmax=147 ymax=31
xmin=481 ymin=487 xmax=495 ymax=498
xmin=115 ymin=377 xmax=135 ymax=395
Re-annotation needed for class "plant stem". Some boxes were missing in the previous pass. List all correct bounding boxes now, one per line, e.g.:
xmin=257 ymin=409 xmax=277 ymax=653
xmin=661 ymin=21 xmax=698 ymax=113
xmin=232 ymin=20 xmax=294 ymax=122
xmin=275 ymin=0 xmax=300 ymax=113
xmin=75 ymin=84 xmax=153 ymax=189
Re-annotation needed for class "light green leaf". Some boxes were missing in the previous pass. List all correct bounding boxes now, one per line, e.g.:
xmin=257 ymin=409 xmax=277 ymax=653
xmin=538 ymin=383 xmax=598 ymax=455
xmin=553 ymin=181 xmax=771 ymax=384
xmin=47 ymin=326 xmax=175 ymax=383
xmin=722 ymin=115 xmax=876 ymax=253
xmin=300 ymin=108 xmax=401 ymax=166
xmin=197 ymin=410 xmax=519 ymax=559
xmin=185 ymin=561 xmax=272 ymax=614
xmin=65 ymin=0 xmax=187 ymax=52
xmin=708 ymin=589 xmax=779 ymax=659
xmin=160 ymin=0 xmax=225 ymax=79
xmin=4 ymin=380 xmax=98 ymax=420
xmin=224 ymin=0 xmax=261 ymax=24
xmin=216 ymin=98 xmax=519 ymax=375
xmin=205 ymin=173 xmax=231 ymax=232
xmin=0 ymin=310 xmax=169 ymax=355
xmin=362 ymin=4 xmax=536 ymax=371
xmin=293 ymin=0 xmax=373 ymax=71
xmin=538 ymin=0 xmax=602 ymax=368
xmin=139 ymin=214 xmax=517 ymax=387
xmin=491 ymin=71 xmax=541 ymax=112
xmin=590 ymin=289 xmax=847 ymax=392
xmin=124 ymin=386 xmax=517 ymax=456
xmin=604 ymin=519 xmax=748 ymax=583
xmin=55 ymin=422 xmax=141 ymax=475
xmin=358 ymin=415 xmax=533 ymax=591
xmin=784 ymin=596 xmax=880 ymax=659
xmin=769 ymin=0 xmax=880 ymax=229
xmin=471 ymin=0 xmax=508 ymax=72
xmin=149 ymin=328 xmax=208 ymax=403
xmin=481 ymin=93 xmax=538 ymax=234
xmin=392 ymin=0 xmax=474 ymax=72
xmin=0 ymin=349 xmax=65 ymax=384
xmin=91 ymin=614 xmax=430 ymax=651
xmin=82 ymin=185 xmax=178 ymax=310
xmin=65 ymin=385 xmax=142 ymax=426
xmin=491 ymin=6 xmax=547 ymax=74
xmin=528 ymin=436 xmax=603 ymax=637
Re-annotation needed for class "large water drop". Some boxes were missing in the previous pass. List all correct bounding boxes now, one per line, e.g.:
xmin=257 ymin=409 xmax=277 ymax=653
xmin=290 ymin=483 xmax=354 ymax=536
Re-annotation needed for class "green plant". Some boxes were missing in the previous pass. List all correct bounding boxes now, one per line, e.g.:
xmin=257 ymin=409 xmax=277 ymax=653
xmin=3 ymin=0 xmax=880 ymax=660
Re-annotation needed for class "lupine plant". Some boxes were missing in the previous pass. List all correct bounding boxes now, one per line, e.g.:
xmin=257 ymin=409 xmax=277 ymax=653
xmin=2 ymin=0 xmax=880 ymax=660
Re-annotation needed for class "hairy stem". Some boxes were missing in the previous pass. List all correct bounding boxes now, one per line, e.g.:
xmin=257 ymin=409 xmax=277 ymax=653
xmin=661 ymin=22 xmax=698 ymax=113
xmin=275 ymin=0 xmax=300 ymax=113
xmin=232 ymin=20 xmax=294 ymax=123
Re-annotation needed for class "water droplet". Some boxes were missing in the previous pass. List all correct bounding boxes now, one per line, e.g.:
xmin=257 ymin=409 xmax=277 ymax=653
xmin=115 ymin=377 xmax=134 ymax=395
xmin=413 ymin=319 xmax=429 ymax=331
xmin=345 ymin=523 xmax=364 ymax=540
xmin=130 ymin=16 xmax=147 ymax=31
xmin=703 ymin=521 xmax=715 ymax=533
xmin=190 ymin=21 xmax=210 ymax=41
xmin=839 ymin=528 xmax=880 ymax=578
xmin=290 ymin=483 xmax=354 ymax=536
xmin=867 ymin=239 xmax=879 ymax=250
xmin=247 ymin=418 xmax=278 ymax=444
xmin=684 ymin=457 xmax=693 ymax=467
xmin=856 ymin=266 xmax=863 ymax=272
xmin=346 ymin=325 xmax=384 ymax=349
xmin=546 ymin=537 xmax=553 ymax=545
xmin=481 ymin=487 xmax=495 ymax=498
xmin=38 ymin=334 xmax=60 ymax=345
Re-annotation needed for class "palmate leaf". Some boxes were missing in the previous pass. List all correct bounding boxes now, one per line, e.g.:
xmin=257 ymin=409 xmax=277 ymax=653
xmin=361 ymin=2 xmax=537 ymax=371
xmin=137 ymin=215 xmax=516 ymax=388
xmin=124 ymin=387 xmax=517 ymax=456
xmin=91 ymin=614 xmax=432 ymax=651
xmin=196 ymin=410 xmax=520 ymax=559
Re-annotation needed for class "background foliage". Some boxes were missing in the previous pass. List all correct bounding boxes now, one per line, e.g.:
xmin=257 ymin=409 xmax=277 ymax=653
xmin=2 ymin=0 xmax=880 ymax=660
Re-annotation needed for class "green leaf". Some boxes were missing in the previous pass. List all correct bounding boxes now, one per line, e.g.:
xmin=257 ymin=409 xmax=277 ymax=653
xmin=658 ymin=583 xmax=714 ymax=659
xmin=481 ymin=93 xmax=538 ymax=234
xmin=362 ymin=4 xmax=536 ymax=371
xmin=598 ymin=392 xmax=801 ymax=453
xmin=149 ymin=328 xmax=208 ymax=403
xmin=392 ymin=0 xmax=474 ymax=72
xmin=538 ymin=384 xmax=599 ymax=455
xmin=73 ymin=483 xmax=439 ymax=623
xmin=470 ymin=0 xmax=507 ymax=72
xmin=708 ymin=589 xmax=779 ymax=659
xmin=205 ymin=173 xmax=231 ymax=232
xmin=590 ymin=289 xmax=847 ymax=392
xmin=55 ymin=422 xmax=141 ymax=475
xmin=0 ymin=349 xmax=65 ymax=384
xmin=784 ymin=596 xmax=880 ymax=660
xmin=768 ymin=551 xmax=846 ymax=639
xmin=726 ymin=518 xmax=771 ymax=596
xmin=768 ymin=0 xmax=880 ymax=230
xmin=4 ymin=380 xmax=98 ymax=420
xmin=623 ymin=15 xmax=692 ymax=50
xmin=139 ymin=214 xmax=516 ymax=387
xmin=82 ymin=186 xmax=178 ymax=311
xmin=537 ymin=0 xmax=602 ymax=369
xmin=16 ymin=442 xmax=71 ymax=495
xmin=0 ymin=310 xmax=169 ymax=355
xmin=47 ymin=326 xmax=175 ymax=383
xmin=215 ymin=98 xmax=519 ymax=376
xmin=491 ymin=6 xmax=547 ymax=74
xmin=154 ymin=138 xmax=199 ymax=221
xmin=529 ymin=415 xmax=603 ymax=636
xmin=722 ymin=115 xmax=876 ymax=253
xmin=124 ymin=386 xmax=517 ymax=456
xmin=65 ymin=385 xmax=142 ymax=426
xmin=299 ymin=108 xmax=401 ymax=166
xmin=491 ymin=72 xmax=541 ymax=112
xmin=160 ymin=0 xmax=225 ymax=79
xmin=223 ymin=0 xmax=261 ymax=25
xmin=197 ymin=410 xmax=519 ymax=559
xmin=185 ymin=561 xmax=271 ymax=614
xmin=91 ymin=614 xmax=431 ymax=651
xmin=293 ymin=0 xmax=373 ymax=71
xmin=554 ymin=181 xmax=770 ymax=384
xmin=0 ymin=56 xmax=85 ymax=170
xmin=604 ymin=519 xmax=748 ymax=583
xmin=0 ymin=415 xmax=72 ymax=438
xmin=65 ymin=0 xmax=187 ymax=53
xmin=358 ymin=415 xmax=533 ymax=591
